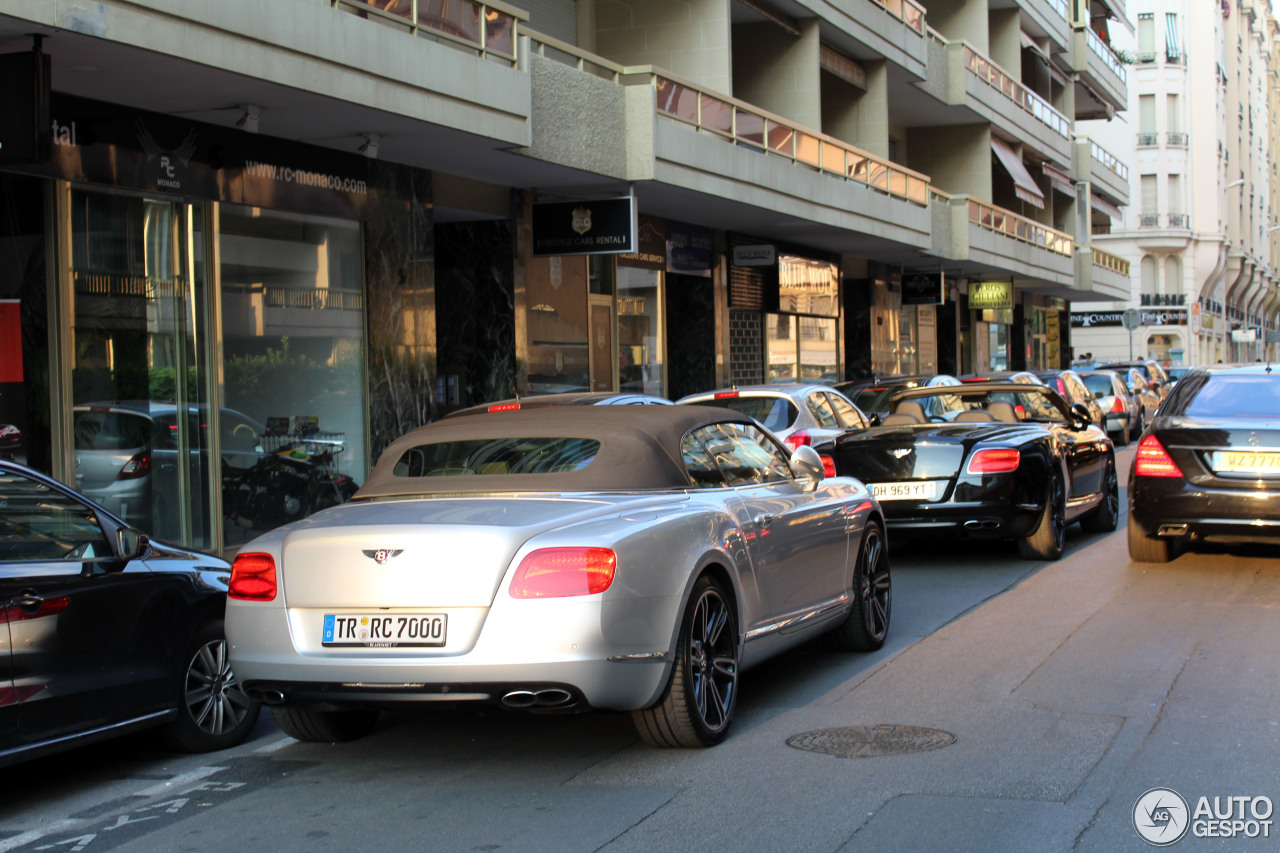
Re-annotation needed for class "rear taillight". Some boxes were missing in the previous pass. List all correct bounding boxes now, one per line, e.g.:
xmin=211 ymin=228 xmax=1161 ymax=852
xmin=1054 ymin=379 xmax=1066 ymax=396
xmin=1134 ymin=435 xmax=1183 ymax=478
xmin=509 ymin=547 xmax=616 ymax=599
xmin=784 ymin=431 xmax=813 ymax=450
xmin=488 ymin=402 xmax=521 ymax=412
xmin=821 ymin=455 xmax=837 ymax=478
xmin=229 ymin=553 xmax=278 ymax=601
xmin=962 ymin=377 xmax=990 ymax=383
xmin=713 ymin=391 xmax=740 ymax=400
xmin=117 ymin=451 xmax=151 ymax=481
xmin=1014 ymin=404 xmax=1026 ymax=419
xmin=1109 ymin=397 xmax=1126 ymax=414
xmin=966 ymin=448 xmax=1021 ymax=474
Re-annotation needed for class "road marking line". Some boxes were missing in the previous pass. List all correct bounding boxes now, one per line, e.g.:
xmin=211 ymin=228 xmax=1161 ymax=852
xmin=254 ymin=736 xmax=295 ymax=754
xmin=133 ymin=766 xmax=225 ymax=797
xmin=0 ymin=819 xmax=81 ymax=852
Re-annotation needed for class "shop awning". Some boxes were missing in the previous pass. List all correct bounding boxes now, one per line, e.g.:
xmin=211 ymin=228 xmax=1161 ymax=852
xmin=1020 ymin=32 xmax=1051 ymax=64
xmin=991 ymin=136 xmax=1046 ymax=209
xmin=1090 ymin=194 xmax=1122 ymax=220
xmin=1042 ymin=163 xmax=1074 ymax=196
xmin=1165 ymin=14 xmax=1180 ymax=60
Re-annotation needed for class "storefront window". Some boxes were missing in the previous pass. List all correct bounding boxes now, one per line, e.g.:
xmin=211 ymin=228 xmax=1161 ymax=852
xmin=218 ymin=204 xmax=366 ymax=550
xmin=772 ymin=254 xmax=839 ymax=382
xmin=68 ymin=190 xmax=215 ymax=548
xmin=617 ymin=266 xmax=664 ymax=395
xmin=525 ymin=256 xmax=590 ymax=393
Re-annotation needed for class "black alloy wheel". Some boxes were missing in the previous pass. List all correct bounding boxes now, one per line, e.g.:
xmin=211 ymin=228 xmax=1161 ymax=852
xmin=633 ymin=575 xmax=739 ymax=748
xmin=163 ymin=619 xmax=261 ymax=752
xmin=824 ymin=520 xmax=891 ymax=652
xmin=1018 ymin=474 xmax=1066 ymax=560
xmin=1081 ymin=455 xmax=1120 ymax=533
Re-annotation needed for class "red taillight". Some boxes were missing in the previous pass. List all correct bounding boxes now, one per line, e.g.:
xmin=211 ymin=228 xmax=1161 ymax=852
xmin=488 ymin=402 xmax=521 ymax=413
xmin=117 ymin=451 xmax=151 ymax=481
xmin=962 ymin=377 xmax=990 ymax=383
xmin=784 ymin=431 xmax=813 ymax=450
xmin=821 ymin=455 xmax=837 ymax=478
xmin=966 ymin=448 xmax=1021 ymax=474
xmin=1054 ymin=378 xmax=1066 ymax=396
xmin=1014 ymin=404 xmax=1025 ymax=419
xmin=229 ymin=553 xmax=278 ymax=601
xmin=509 ymin=547 xmax=616 ymax=599
xmin=713 ymin=391 xmax=740 ymax=400
xmin=1109 ymin=397 xmax=1125 ymax=414
xmin=1134 ymin=435 xmax=1183 ymax=478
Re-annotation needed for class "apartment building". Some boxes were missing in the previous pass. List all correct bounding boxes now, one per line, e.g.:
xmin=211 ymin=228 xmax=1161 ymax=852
xmin=1079 ymin=0 xmax=1279 ymax=365
xmin=0 ymin=0 xmax=1129 ymax=555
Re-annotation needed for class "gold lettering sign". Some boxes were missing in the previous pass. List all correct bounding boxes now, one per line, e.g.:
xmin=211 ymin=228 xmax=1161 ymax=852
xmin=968 ymin=281 xmax=1013 ymax=311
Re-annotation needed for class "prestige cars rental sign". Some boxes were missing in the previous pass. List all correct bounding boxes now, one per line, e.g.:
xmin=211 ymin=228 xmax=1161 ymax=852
xmin=532 ymin=197 xmax=637 ymax=257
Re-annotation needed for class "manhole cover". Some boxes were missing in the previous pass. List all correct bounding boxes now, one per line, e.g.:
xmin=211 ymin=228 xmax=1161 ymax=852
xmin=786 ymin=724 xmax=956 ymax=758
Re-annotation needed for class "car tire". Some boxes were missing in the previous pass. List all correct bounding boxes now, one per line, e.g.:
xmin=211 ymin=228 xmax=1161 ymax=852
xmin=823 ymin=520 xmax=891 ymax=652
xmin=1080 ymin=455 xmax=1119 ymax=533
xmin=632 ymin=575 xmax=738 ymax=748
xmin=1017 ymin=474 xmax=1066 ymax=560
xmin=1127 ymin=513 xmax=1172 ymax=563
xmin=161 ymin=618 xmax=261 ymax=753
xmin=1116 ymin=418 xmax=1131 ymax=446
xmin=272 ymin=706 xmax=381 ymax=743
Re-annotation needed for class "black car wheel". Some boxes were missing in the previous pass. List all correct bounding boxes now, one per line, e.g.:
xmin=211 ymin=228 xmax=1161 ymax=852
xmin=824 ymin=520 xmax=891 ymax=652
xmin=162 ymin=619 xmax=261 ymax=752
xmin=1127 ymin=513 xmax=1172 ymax=563
xmin=272 ymin=706 xmax=382 ymax=742
xmin=633 ymin=574 xmax=739 ymax=748
xmin=1080 ymin=455 xmax=1120 ymax=533
xmin=1018 ymin=474 xmax=1066 ymax=560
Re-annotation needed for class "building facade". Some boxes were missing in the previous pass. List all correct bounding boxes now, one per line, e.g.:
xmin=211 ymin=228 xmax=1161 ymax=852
xmin=1079 ymin=0 xmax=1279 ymax=365
xmin=0 ymin=0 xmax=1130 ymax=555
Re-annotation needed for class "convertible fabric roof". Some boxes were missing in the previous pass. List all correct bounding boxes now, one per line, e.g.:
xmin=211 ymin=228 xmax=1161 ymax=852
xmin=356 ymin=405 xmax=756 ymax=498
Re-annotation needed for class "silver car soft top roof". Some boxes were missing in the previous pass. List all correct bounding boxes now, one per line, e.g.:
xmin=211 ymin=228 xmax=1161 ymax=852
xmin=357 ymin=405 xmax=764 ymax=498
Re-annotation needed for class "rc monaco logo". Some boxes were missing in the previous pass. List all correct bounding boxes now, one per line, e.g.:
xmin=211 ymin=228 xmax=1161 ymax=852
xmin=1134 ymin=787 xmax=1274 ymax=845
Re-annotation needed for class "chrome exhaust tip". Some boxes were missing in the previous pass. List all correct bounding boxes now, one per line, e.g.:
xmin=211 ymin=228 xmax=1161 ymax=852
xmin=250 ymin=688 xmax=286 ymax=705
xmin=1158 ymin=523 xmax=1189 ymax=537
xmin=533 ymin=688 xmax=573 ymax=707
xmin=502 ymin=688 xmax=574 ymax=709
xmin=502 ymin=690 xmax=537 ymax=708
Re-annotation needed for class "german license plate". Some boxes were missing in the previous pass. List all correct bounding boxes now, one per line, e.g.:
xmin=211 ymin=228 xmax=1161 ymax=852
xmin=322 ymin=613 xmax=447 ymax=647
xmin=871 ymin=481 xmax=938 ymax=501
xmin=1211 ymin=451 xmax=1280 ymax=474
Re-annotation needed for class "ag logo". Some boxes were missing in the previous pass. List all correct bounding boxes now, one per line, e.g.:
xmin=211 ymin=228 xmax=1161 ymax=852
xmin=1134 ymin=787 xmax=1190 ymax=846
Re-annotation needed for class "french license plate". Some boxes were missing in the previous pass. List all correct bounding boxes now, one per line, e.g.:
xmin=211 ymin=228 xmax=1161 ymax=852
xmin=871 ymin=481 xmax=938 ymax=501
xmin=1211 ymin=451 xmax=1280 ymax=474
xmin=322 ymin=613 xmax=447 ymax=647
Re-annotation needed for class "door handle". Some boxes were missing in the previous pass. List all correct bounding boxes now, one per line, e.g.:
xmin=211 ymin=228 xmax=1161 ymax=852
xmin=11 ymin=594 xmax=42 ymax=611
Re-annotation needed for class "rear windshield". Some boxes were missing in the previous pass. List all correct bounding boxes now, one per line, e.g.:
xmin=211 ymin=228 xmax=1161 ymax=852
xmin=696 ymin=397 xmax=797 ymax=433
xmin=392 ymin=437 xmax=601 ymax=477
xmin=73 ymin=411 xmax=155 ymax=450
xmin=1182 ymin=375 xmax=1280 ymax=418
xmin=852 ymin=388 xmax=895 ymax=414
xmin=1082 ymin=374 xmax=1115 ymax=397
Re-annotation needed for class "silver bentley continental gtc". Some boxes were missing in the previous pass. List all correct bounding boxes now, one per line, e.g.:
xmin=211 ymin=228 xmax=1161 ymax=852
xmin=226 ymin=405 xmax=890 ymax=747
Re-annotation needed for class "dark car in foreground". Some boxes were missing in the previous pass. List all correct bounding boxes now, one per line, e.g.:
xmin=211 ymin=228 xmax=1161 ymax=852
xmin=227 ymin=406 xmax=890 ymax=748
xmin=0 ymin=460 xmax=260 ymax=766
xmin=815 ymin=382 xmax=1117 ymax=560
xmin=1128 ymin=364 xmax=1280 ymax=562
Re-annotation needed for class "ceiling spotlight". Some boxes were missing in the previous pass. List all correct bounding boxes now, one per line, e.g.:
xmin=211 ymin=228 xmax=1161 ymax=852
xmin=236 ymin=104 xmax=260 ymax=133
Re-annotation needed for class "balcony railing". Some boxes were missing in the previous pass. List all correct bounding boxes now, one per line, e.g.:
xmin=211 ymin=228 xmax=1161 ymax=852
xmin=653 ymin=73 xmax=931 ymax=206
xmin=1090 ymin=140 xmax=1128 ymax=180
xmin=1137 ymin=132 xmax=1159 ymax=147
xmin=1138 ymin=214 xmax=1160 ymax=228
xmin=1167 ymin=213 xmax=1189 ymax=228
xmin=963 ymin=46 xmax=1070 ymax=138
xmin=1046 ymin=0 xmax=1069 ymax=21
xmin=1086 ymin=27 xmax=1127 ymax=83
xmin=333 ymin=0 xmax=524 ymax=62
xmin=1092 ymin=247 xmax=1130 ymax=276
xmin=1166 ymin=132 xmax=1189 ymax=147
xmin=968 ymin=198 xmax=1073 ymax=257
xmin=1166 ymin=51 xmax=1186 ymax=66
xmin=867 ymin=0 xmax=926 ymax=36
xmin=1135 ymin=51 xmax=1157 ymax=64
xmin=1141 ymin=293 xmax=1186 ymax=306
xmin=525 ymin=29 xmax=626 ymax=80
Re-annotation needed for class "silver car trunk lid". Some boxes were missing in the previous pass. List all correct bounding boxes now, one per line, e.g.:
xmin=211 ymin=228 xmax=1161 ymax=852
xmin=278 ymin=495 xmax=629 ymax=609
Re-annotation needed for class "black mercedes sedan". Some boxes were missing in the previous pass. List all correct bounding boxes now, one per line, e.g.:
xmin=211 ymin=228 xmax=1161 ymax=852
xmin=1128 ymin=363 xmax=1280 ymax=562
xmin=0 ymin=460 xmax=260 ymax=766
xmin=814 ymin=382 xmax=1118 ymax=560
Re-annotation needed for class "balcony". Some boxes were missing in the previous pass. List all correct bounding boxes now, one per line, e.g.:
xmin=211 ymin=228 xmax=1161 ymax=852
xmin=1075 ymin=138 xmax=1129 ymax=205
xmin=1167 ymin=213 xmax=1189 ymax=229
xmin=1070 ymin=27 xmax=1127 ymax=113
xmin=1137 ymin=133 xmax=1158 ymax=147
xmin=1020 ymin=0 xmax=1073 ymax=53
xmin=1093 ymin=248 xmax=1129 ymax=276
xmin=1078 ymin=246 xmax=1131 ymax=300
xmin=782 ymin=0 xmax=927 ymax=75
xmin=1138 ymin=214 xmax=1160 ymax=228
xmin=333 ymin=0 xmax=523 ymax=62
xmin=930 ymin=193 xmax=1076 ymax=291
xmin=1166 ymin=132 xmax=1189 ymax=147
xmin=867 ymin=0 xmax=926 ymax=36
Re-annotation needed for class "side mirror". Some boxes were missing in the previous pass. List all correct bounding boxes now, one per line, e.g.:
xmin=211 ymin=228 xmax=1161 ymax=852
xmin=789 ymin=445 xmax=825 ymax=491
xmin=1069 ymin=402 xmax=1093 ymax=429
xmin=116 ymin=527 xmax=150 ymax=560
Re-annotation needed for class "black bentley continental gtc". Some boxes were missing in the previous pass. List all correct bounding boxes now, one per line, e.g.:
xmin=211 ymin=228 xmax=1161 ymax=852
xmin=813 ymin=382 xmax=1118 ymax=560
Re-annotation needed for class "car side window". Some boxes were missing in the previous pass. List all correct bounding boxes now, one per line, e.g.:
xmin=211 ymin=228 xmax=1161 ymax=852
xmin=1065 ymin=375 xmax=1088 ymax=404
xmin=827 ymin=394 xmax=866 ymax=428
xmin=0 ymin=469 xmax=112 ymax=566
xmin=806 ymin=393 xmax=839 ymax=428
xmin=681 ymin=431 xmax=725 ymax=488
xmin=696 ymin=423 xmax=792 ymax=486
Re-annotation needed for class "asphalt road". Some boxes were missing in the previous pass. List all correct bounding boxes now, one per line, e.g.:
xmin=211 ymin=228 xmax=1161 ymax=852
xmin=3 ymin=442 xmax=1278 ymax=852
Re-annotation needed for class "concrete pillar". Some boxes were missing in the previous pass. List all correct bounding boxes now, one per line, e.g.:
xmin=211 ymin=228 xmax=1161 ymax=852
xmin=732 ymin=19 xmax=821 ymax=129
xmin=822 ymin=60 xmax=888 ymax=158
xmin=906 ymin=124 xmax=991 ymax=200
xmin=595 ymin=0 xmax=732 ymax=94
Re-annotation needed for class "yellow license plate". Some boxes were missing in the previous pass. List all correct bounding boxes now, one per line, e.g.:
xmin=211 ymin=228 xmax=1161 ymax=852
xmin=1212 ymin=451 xmax=1280 ymax=474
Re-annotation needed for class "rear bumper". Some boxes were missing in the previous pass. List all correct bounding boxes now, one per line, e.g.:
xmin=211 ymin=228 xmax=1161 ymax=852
xmin=881 ymin=500 xmax=1042 ymax=539
xmin=1130 ymin=478 xmax=1280 ymax=545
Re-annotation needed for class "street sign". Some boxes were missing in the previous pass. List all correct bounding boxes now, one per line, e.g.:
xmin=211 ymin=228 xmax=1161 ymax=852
xmin=1121 ymin=308 xmax=1141 ymax=330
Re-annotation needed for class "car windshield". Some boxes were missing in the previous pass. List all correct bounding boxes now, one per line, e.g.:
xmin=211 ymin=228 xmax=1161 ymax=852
xmin=391 ymin=437 xmax=601 ymax=477
xmin=696 ymin=396 xmax=797 ymax=433
xmin=1082 ymin=374 xmax=1115 ymax=397
xmin=905 ymin=388 xmax=1065 ymax=422
xmin=1181 ymin=375 xmax=1280 ymax=418
xmin=852 ymin=387 xmax=896 ymax=414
